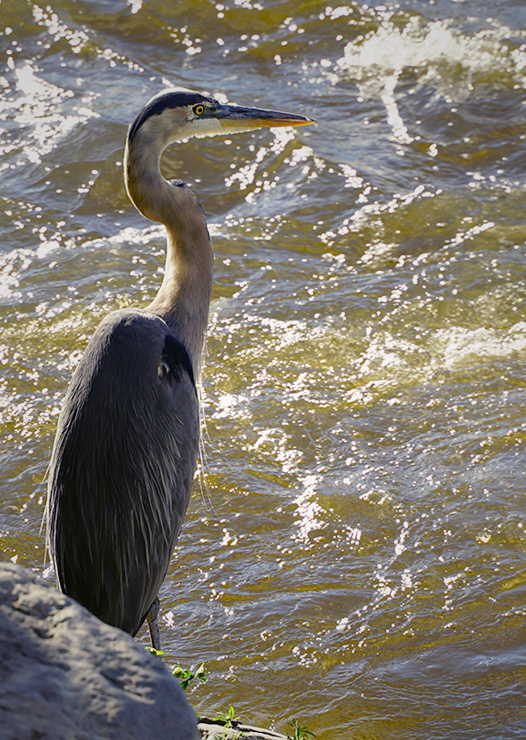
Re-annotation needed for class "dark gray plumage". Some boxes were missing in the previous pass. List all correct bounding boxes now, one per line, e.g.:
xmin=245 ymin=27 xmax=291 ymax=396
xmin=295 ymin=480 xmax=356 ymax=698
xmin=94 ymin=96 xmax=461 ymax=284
xmin=46 ymin=88 xmax=313 ymax=648
xmin=47 ymin=311 xmax=198 ymax=637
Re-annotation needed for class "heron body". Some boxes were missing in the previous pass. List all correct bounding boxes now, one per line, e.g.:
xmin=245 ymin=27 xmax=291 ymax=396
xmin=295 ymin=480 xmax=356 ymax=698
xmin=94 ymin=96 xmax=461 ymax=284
xmin=46 ymin=88 xmax=312 ymax=646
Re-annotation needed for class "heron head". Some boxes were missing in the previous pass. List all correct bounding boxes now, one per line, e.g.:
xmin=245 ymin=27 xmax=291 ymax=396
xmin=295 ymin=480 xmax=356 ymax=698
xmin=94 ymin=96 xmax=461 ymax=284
xmin=128 ymin=87 xmax=314 ymax=150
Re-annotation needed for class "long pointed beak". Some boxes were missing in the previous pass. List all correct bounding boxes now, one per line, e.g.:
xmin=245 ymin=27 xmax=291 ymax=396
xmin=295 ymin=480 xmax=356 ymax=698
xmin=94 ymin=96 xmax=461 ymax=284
xmin=217 ymin=103 xmax=314 ymax=131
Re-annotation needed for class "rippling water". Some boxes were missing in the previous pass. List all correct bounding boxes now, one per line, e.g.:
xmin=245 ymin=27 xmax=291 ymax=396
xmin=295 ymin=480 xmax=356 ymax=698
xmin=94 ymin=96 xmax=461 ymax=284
xmin=1 ymin=1 xmax=526 ymax=737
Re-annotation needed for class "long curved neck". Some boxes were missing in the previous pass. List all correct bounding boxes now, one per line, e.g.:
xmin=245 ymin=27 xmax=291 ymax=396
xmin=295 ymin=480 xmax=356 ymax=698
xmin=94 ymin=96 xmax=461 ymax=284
xmin=124 ymin=131 xmax=213 ymax=375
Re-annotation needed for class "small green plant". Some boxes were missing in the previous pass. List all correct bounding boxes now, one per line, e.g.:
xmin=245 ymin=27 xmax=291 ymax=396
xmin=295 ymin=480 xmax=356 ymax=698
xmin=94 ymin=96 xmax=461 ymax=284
xmin=287 ymin=718 xmax=318 ymax=740
xmin=214 ymin=704 xmax=240 ymax=729
xmin=145 ymin=646 xmax=165 ymax=657
xmin=171 ymin=662 xmax=209 ymax=691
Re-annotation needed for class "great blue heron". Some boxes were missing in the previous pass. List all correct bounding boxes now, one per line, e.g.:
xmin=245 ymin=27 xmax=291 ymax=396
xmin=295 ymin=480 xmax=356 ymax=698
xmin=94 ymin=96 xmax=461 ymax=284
xmin=46 ymin=88 xmax=312 ymax=649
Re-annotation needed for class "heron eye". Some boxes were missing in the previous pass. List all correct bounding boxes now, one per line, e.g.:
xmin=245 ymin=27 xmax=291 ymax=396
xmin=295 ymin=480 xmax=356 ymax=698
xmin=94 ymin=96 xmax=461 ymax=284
xmin=193 ymin=105 xmax=205 ymax=116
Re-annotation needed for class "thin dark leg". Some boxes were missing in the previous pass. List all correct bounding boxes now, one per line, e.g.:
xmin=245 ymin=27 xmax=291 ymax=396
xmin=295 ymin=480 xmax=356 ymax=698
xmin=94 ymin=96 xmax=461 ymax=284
xmin=146 ymin=596 xmax=161 ymax=651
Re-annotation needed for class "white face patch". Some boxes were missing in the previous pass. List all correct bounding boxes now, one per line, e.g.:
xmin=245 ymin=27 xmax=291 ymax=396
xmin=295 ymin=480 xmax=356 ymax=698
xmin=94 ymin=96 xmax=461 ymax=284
xmin=186 ymin=115 xmax=232 ymax=139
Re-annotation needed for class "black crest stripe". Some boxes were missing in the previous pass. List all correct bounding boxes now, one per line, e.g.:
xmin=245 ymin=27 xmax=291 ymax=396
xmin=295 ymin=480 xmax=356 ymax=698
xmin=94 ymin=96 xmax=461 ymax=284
xmin=128 ymin=90 xmax=210 ymax=142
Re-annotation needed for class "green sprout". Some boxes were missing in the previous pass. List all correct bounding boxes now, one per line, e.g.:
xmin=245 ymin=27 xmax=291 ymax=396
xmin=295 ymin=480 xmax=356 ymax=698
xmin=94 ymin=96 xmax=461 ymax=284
xmin=214 ymin=705 xmax=240 ymax=729
xmin=287 ymin=718 xmax=318 ymax=740
xmin=171 ymin=662 xmax=209 ymax=691
xmin=145 ymin=646 xmax=165 ymax=657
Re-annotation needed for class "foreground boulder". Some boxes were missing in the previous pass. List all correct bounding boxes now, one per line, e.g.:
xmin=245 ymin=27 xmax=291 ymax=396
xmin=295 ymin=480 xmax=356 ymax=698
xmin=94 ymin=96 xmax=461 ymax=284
xmin=0 ymin=562 xmax=200 ymax=740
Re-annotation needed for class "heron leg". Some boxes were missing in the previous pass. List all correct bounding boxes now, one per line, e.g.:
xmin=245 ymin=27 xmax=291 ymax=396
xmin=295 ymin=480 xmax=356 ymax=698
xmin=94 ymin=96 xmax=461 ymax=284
xmin=146 ymin=597 xmax=162 ymax=651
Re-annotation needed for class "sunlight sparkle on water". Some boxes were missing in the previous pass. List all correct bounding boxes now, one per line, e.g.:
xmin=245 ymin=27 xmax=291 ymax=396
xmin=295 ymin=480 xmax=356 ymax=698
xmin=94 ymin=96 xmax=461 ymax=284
xmin=11 ymin=63 xmax=98 ymax=165
xmin=293 ymin=475 xmax=326 ymax=543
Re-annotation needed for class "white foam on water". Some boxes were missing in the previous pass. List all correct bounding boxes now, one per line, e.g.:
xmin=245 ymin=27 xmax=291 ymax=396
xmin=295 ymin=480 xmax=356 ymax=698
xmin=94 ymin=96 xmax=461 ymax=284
xmin=335 ymin=15 xmax=526 ymax=85
xmin=437 ymin=323 xmax=526 ymax=369
xmin=332 ymin=13 xmax=526 ymax=144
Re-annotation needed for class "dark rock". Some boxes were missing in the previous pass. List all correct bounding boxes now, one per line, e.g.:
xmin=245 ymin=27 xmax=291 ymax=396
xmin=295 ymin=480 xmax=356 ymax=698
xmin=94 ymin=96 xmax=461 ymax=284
xmin=0 ymin=562 xmax=200 ymax=740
